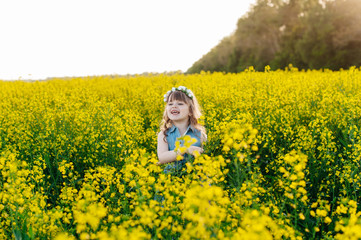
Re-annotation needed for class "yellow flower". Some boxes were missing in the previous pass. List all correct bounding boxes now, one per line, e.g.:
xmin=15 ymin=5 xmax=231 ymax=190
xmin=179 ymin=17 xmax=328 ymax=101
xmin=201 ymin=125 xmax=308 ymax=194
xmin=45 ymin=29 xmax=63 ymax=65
xmin=324 ymin=217 xmax=332 ymax=224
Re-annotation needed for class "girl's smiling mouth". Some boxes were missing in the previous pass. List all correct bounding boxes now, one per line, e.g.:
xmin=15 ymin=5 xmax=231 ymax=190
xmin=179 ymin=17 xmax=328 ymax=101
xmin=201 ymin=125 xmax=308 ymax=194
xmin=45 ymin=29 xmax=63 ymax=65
xmin=171 ymin=110 xmax=180 ymax=115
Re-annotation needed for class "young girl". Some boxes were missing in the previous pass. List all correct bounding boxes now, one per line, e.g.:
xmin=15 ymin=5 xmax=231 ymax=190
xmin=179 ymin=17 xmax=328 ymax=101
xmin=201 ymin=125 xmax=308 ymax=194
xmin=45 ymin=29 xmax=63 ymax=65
xmin=157 ymin=86 xmax=206 ymax=173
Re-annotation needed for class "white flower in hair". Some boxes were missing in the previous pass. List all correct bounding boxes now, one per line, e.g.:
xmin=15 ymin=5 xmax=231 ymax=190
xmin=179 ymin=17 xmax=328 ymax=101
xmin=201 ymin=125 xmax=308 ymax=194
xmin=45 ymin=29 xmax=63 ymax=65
xmin=164 ymin=91 xmax=171 ymax=102
xmin=163 ymin=86 xmax=193 ymax=102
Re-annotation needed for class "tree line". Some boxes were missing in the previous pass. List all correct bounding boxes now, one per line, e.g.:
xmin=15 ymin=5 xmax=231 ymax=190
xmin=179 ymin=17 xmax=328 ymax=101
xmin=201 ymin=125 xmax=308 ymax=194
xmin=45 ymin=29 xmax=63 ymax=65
xmin=187 ymin=0 xmax=361 ymax=73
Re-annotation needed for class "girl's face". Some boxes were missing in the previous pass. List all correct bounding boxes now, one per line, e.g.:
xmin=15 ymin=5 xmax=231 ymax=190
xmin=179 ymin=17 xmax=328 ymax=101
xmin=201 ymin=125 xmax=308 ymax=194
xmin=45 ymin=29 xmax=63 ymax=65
xmin=166 ymin=100 xmax=190 ymax=122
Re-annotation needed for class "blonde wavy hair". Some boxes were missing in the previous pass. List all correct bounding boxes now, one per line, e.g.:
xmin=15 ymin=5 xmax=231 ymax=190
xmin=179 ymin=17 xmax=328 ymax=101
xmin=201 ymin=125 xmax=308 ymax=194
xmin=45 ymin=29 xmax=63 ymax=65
xmin=160 ymin=90 xmax=207 ymax=143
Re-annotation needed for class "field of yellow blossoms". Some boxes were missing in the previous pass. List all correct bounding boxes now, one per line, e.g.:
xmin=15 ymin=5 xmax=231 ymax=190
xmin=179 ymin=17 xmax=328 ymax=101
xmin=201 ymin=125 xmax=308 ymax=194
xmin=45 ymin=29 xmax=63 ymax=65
xmin=1 ymin=66 xmax=361 ymax=239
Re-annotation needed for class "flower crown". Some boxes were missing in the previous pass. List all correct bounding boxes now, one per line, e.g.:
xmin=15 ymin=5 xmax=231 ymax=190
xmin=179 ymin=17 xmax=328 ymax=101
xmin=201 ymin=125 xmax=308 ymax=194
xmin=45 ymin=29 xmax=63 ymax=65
xmin=164 ymin=86 xmax=194 ymax=102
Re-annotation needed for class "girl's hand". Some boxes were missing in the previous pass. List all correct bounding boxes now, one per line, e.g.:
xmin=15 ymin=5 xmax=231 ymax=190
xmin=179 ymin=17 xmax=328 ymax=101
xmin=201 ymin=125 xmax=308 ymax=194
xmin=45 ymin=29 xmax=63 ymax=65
xmin=187 ymin=146 xmax=203 ymax=156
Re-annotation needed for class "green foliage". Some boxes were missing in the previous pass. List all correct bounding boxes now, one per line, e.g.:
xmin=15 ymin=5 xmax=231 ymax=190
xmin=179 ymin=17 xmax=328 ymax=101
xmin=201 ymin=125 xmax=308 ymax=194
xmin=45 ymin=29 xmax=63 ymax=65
xmin=187 ymin=0 xmax=361 ymax=73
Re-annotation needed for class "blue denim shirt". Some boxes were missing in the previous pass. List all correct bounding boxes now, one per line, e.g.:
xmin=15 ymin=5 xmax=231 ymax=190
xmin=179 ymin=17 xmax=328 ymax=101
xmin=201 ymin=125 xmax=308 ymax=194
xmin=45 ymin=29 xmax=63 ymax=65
xmin=163 ymin=124 xmax=202 ymax=174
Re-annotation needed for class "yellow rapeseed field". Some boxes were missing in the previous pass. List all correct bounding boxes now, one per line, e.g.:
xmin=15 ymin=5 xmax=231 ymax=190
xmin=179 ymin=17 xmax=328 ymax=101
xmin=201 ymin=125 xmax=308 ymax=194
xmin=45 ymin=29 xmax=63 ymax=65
xmin=1 ymin=66 xmax=361 ymax=239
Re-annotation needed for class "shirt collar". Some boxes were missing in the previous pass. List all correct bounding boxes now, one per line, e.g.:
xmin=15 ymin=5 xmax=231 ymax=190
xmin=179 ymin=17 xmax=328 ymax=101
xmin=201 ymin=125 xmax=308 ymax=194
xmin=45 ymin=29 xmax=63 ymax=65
xmin=169 ymin=125 xmax=177 ymax=133
xmin=169 ymin=124 xmax=195 ymax=134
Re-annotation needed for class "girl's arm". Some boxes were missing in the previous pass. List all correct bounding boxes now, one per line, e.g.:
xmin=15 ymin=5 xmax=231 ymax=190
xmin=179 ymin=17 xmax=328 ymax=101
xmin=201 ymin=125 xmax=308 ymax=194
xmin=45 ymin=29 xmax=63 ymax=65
xmin=157 ymin=131 xmax=178 ymax=165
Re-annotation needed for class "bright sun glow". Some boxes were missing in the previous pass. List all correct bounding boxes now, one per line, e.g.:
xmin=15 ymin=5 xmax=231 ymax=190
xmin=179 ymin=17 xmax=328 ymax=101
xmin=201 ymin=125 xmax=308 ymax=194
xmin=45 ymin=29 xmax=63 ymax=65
xmin=0 ymin=0 xmax=256 ymax=80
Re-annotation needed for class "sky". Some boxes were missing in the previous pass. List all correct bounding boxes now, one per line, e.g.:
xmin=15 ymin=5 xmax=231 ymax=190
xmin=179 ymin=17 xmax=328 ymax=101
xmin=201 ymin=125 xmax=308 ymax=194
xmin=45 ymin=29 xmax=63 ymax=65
xmin=0 ymin=0 xmax=256 ymax=80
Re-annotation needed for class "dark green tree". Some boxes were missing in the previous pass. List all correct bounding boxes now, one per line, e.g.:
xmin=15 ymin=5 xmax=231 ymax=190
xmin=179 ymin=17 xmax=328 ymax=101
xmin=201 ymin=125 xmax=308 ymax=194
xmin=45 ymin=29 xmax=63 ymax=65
xmin=187 ymin=0 xmax=361 ymax=73
xmin=235 ymin=0 xmax=282 ymax=71
xmin=294 ymin=0 xmax=335 ymax=69
xmin=327 ymin=0 xmax=361 ymax=69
